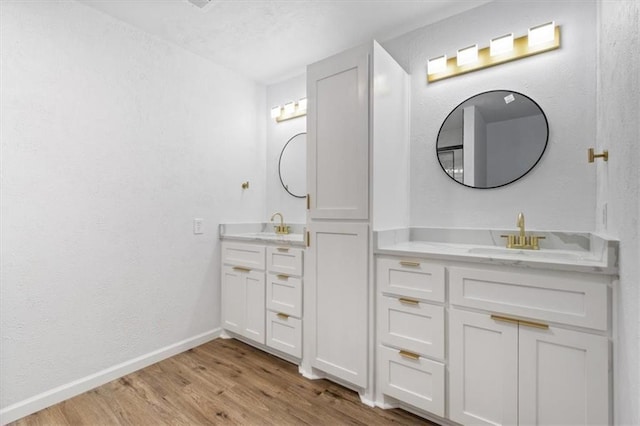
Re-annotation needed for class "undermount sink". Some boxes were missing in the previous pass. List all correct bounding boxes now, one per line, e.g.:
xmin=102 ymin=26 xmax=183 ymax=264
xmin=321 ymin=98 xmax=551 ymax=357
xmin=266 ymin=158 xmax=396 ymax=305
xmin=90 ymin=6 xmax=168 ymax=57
xmin=466 ymin=246 xmax=586 ymax=261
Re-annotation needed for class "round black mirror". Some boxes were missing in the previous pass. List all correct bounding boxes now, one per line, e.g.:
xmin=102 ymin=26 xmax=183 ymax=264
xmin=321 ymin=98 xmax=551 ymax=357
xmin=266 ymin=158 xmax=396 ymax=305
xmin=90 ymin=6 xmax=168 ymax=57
xmin=436 ymin=90 xmax=548 ymax=189
xmin=278 ymin=132 xmax=306 ymax=198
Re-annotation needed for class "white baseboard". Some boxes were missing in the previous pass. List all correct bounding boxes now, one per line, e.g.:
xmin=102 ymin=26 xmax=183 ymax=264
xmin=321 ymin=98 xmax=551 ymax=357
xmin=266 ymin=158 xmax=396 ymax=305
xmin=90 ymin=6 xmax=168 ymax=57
xmin=0 ymin=328 xmax=222 ymax=425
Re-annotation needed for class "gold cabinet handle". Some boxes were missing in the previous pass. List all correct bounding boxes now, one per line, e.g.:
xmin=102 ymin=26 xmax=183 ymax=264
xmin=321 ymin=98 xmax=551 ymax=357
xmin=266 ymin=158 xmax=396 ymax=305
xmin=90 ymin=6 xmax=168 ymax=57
xmin=399 ymin=261 xmax=420 ymax=267
xmin=277 ymin=247 xmax=289 ymax=252
xmin=490 ymin=314 xmax=520 ymax=325
xmin=232 ymin=266 xmax=251 ymax=272
xmin=276 ymin=274 xmax=290 ymax=280
xmin=491 ymin=314 xmax=549 ymax=330
xmin=398 ymin=297 xmax=420 ymax=306
xmin=518 ymin=319 xmax=549 ymax=330
xmin=277 ymin=313 xmax=289 ymax=320
xmin=399 ymin=350 xmax=420 ymax=360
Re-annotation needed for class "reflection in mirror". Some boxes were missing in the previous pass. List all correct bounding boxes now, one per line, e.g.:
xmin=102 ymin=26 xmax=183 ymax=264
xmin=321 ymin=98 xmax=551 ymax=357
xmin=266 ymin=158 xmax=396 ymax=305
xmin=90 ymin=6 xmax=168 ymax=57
xmin=436 ymin=90 xmax=548 ymax=189
xmin=278 ymin=132 xmax=307 ymax=198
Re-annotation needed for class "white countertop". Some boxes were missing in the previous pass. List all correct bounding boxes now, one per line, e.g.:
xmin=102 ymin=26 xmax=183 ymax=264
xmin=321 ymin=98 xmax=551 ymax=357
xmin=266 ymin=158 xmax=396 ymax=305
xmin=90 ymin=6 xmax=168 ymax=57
xmin=219 ymin=223 xmax=305 ymax=247
xmin=375 ymin=228 xmax=619 ymax=275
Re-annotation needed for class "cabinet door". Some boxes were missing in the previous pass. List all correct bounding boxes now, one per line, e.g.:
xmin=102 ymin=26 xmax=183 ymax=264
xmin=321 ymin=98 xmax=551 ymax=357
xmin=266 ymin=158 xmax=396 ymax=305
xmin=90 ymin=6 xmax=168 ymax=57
xmin=307 ymin=44 xmax=369 ymax=220
xmin=307 ymin=222 xmax=368 ymax=387
xmin=244 ymin=270 xmax=265 ymax=344
xmin=518 ymin=326 xmax=609 ymax=426
xmin=449 ymin=309 xmax=518 ymax=426
xmin=221 ymin=266 xmax=244 ymax=335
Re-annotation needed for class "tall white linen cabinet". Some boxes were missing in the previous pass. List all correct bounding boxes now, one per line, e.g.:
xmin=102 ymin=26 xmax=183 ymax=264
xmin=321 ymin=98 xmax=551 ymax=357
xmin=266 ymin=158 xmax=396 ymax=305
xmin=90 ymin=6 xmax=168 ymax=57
xmin=302 ymin=41 xmax=410 ymax=402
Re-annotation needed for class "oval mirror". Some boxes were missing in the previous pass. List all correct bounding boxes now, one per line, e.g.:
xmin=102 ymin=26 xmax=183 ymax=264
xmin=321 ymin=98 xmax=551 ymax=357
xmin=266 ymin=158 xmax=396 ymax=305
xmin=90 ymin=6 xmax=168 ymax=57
xmin=278 ymin=132 xmax=307 ymax=198
xmin=436 ymin=90 xmax=548 ymax=189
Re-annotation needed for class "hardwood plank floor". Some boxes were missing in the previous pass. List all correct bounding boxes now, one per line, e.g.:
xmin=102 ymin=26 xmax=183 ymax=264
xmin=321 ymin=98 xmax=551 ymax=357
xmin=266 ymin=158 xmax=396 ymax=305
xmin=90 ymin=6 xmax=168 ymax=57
xmin=12 ymin=338 xmax=437 ymax=425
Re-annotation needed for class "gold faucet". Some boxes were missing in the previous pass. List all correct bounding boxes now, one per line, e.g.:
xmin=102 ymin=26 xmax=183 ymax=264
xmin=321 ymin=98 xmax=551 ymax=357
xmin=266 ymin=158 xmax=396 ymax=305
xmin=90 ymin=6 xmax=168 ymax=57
xmin=501 ymin=212 xmax=545 ymax=250
xmin=517 ymin=212 xmax=526 ymax=239
xmin=270 ymin=212 xmax=290 ymax=235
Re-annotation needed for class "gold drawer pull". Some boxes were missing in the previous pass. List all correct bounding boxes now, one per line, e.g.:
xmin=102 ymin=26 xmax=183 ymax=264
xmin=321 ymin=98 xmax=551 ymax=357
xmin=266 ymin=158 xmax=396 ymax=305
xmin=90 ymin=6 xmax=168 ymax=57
xmin=491 ymin=314 xmax=549 ymax=330
xmin=399 ymin=350 xmax=420 ymax=360
xmin=277 ymin=313 xmax=289 ymax=320
xmin=400 ymin=261 xmax=420 ymax=267
xmin=398 ymin=297 xmax=420 ymax=306
xmin=276 ymin=274 xmax=290 ymax=280
xmin=232 ymin=266 xmax=251 ymax=272
xmin=518 ymin=319 xmax=549 ymax=330
xmin=490 ymin=314 xmax=520 ymax=325
xmin=277 ymin=247 xmax=289 ymax=252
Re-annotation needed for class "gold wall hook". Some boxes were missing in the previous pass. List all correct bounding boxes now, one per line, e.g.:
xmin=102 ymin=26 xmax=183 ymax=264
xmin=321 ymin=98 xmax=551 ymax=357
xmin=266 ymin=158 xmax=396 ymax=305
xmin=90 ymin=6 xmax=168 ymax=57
xmin=588 ymin=148 xmax=609 ymax=163
xmin=241 ymin=181 xmax=250 ymax=189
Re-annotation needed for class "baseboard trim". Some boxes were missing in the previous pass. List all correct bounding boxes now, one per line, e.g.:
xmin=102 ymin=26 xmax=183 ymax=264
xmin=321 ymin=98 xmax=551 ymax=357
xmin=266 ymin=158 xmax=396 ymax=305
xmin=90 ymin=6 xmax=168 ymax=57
xmin=0 ymin=328 xmax=222 ymax=425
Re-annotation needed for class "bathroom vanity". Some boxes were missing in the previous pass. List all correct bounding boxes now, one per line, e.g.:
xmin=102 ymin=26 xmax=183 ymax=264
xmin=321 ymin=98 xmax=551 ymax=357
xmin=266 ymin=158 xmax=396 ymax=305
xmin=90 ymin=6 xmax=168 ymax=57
xmin=219 ymin=223 xmax=305 ymax=361
xmin=374 ymin=228 xmax=617 ymax=425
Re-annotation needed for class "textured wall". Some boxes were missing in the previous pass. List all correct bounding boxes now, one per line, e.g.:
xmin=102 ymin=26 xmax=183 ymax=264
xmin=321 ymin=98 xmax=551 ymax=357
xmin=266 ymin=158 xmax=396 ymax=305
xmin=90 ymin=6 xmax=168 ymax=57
xmin=382 ymin=1 xmax=597 ymax=231
xmin=0 ymin=0 xmax=265 ymax=412
xmin=596 ymin=1 xmax=640 ymax=424
xmin=265 ymin=75 xmax=307 ymax=225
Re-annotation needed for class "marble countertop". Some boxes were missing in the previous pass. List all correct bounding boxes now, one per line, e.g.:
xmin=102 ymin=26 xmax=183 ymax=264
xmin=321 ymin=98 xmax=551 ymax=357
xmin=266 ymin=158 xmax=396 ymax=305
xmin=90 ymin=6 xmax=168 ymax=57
xmin=375 ymin=228 xmax=619 ymax=275
xmin=219 ymin=223 xmax=305 ymax=247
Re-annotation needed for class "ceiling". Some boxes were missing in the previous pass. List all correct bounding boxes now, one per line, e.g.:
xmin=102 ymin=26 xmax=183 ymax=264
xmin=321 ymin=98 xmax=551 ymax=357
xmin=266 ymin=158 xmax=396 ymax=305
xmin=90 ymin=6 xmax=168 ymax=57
xmin=77 ymin=0 xmax=490 ymax=84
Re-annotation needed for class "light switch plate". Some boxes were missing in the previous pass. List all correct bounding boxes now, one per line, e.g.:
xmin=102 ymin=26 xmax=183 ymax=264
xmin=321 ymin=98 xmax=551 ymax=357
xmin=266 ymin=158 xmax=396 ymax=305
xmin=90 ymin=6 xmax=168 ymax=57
xmin=193 ymin=218 xmax=204 ymax=234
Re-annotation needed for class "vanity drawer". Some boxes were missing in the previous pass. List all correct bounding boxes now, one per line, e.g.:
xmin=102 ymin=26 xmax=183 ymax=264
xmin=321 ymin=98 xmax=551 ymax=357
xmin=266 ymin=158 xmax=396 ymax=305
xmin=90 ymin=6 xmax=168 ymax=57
xmin=377 ymin=257 xmax=445 ymax=302
xmin=266 ymin=246 xmax=303 ymax=276
xmin=378 ymin=295 xmax=444 ymax=360
xmin=266 ymin=311 xmax=302 ymax=358
xmin=222 ymin=242 xmax=265 ymax=271
xmin=449 ymin=267 xmax=609 ymax=330
xmin=378 ymin=344 xmax=445 ymax=417
xmin=266 ymin=273 xmax=302 ymax=318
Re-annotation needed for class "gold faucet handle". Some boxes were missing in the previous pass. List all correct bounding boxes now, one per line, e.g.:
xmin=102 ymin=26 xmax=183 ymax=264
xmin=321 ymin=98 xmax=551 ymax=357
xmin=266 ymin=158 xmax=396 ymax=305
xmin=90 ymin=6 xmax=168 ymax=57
xmin=273 ymin=225 xmax=290 ymax=235
xmin=500 ymin=234 xmax=516 ymax=248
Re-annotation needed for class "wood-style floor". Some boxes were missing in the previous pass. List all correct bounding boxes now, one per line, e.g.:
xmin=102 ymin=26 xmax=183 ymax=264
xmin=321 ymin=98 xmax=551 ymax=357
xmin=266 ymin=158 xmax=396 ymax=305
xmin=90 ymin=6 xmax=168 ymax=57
xmin=13 ymin=338 xmax=436 ymax=425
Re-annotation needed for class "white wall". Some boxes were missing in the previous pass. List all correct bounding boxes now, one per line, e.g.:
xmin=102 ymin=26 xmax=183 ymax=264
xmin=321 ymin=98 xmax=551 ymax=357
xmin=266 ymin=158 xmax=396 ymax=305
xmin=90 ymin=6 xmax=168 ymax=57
xmin=382 ymin=1 xmax=597 ymax=231
xmin=0 ymin=0 xmax=266 ymax=420
xmin=596 ymin=1 xmax=640 ymax=424
xmin=265 ymin=74 xmax=307 ymax=225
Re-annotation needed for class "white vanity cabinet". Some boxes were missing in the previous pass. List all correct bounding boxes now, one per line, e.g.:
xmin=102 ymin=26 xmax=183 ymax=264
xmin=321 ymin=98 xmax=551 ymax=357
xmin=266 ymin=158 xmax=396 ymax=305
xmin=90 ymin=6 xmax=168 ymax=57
xmin=221 ymin=240 xmax=304 ymax=358
xmin=265 ymin=246 xmax=304 ymax=358
xmin=374 ymin=254 xmax=613 ymax=425
xmin=449 ymin=266 xmax=610 ymax=426
xmin=376 ymin=257 xmax=446 ymax=417
xmin=221 ymin=242 xmax=266 ymax=344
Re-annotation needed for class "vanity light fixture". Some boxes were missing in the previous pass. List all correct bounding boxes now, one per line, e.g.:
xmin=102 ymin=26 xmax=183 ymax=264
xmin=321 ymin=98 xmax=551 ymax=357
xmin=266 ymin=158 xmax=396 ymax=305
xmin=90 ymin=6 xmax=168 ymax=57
xmin=427 ymin=55 xmax=447 ymax=75
xmin=271 ymin=98 xmax=308 ymax=123
xmin=490 ymin=33 xmax=514 ymax=56
xmin=528 ymin=21 xmax=555 ymax=47
xmin=297 ymin=97 xmax=307 ymax=112
xmin=283 ymin=101 xmax=295 ymax=115
xmin=457 ymin=44 xmax=478 ymax=66
xmin=427 ymin=22 xmax=560 ymax=83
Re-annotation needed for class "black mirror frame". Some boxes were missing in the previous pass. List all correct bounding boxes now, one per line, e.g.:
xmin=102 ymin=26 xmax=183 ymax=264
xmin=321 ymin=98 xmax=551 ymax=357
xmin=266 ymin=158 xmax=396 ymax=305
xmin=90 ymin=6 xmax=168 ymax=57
xmin=436 ymin=89 xmax=549 ymax=190
xmin=278 ymin=132 xmax=307 ymax=198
